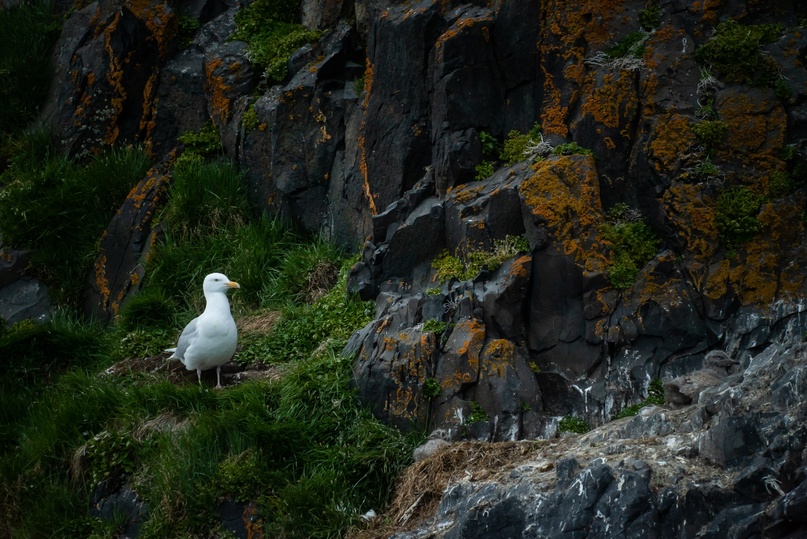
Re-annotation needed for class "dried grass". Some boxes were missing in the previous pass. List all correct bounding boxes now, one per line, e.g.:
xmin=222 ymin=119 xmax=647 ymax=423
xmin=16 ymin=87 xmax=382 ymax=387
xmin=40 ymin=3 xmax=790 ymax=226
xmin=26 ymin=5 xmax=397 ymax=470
xmin=237 ymin=310 xmax=281 ymax=333
xmin=349 ymin=441 xmax=541 ymax=539
xmin=302 ymin=261 xmax=339 ymax=303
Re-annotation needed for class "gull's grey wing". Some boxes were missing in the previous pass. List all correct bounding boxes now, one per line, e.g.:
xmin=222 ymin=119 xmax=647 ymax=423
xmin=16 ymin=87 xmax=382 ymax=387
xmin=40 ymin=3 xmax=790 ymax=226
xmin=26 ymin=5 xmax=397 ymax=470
xmin=171 ymin=317 xmax=199 ymax=359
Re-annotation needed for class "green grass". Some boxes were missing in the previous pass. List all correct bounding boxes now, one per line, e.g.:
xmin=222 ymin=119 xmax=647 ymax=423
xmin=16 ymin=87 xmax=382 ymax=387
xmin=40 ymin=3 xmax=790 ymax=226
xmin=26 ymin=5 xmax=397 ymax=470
xmin=558 ymin=415 xmax=590 ymax=434
xmin=0 ymin=135 xmax=151 ymax=305
xmin=432 ymin=235 xmax=530 ymax=283
xmin=0 ymin=0 xmax=61 ymax=139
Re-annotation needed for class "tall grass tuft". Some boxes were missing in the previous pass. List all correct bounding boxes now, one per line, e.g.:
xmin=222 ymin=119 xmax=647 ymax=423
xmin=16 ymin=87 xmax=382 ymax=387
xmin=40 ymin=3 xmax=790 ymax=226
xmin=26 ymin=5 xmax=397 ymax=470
xmin=0 ymin=139 xmax=152 ymax=305
xmin=0 ymin=0 xmax=61 ymax=138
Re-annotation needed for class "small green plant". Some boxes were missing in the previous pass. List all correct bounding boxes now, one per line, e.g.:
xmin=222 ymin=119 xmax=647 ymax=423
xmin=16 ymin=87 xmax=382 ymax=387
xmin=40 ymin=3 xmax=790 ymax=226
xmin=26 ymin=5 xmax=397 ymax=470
xmin=467 ymin=401 xmax=489 ymax=424
xmin=230 ymin=0 xmax=321 ymax=83
xmin=528 ymin=361 xmax=541 ymax=374
xmin=422 ymin=319 xmax=447 ymax=334
xmin=601 ymin=206 xmax=660 ymax=289
xmin=558 ymin=415 xmax=590 ymax=434
xmin=423 ymin=378 xmax=441 ymax=399
xmin=639 ymin=3 xmax=661 ymax=30
xmin=177 ymin=122 xmax=222 ymax=156
xmin=352 ymin=76 xmax=365 ymax=97
xmin=715 ymin=186 xmax=765 ymax=246
xmin=553 ymin=142 xmax=595 ymax=157
xmin=474 ymin=160 xmax=495 ymax=180
xmin=425 ymin=287 xmax=441 ymax=296
xmin=242 ymin=104 xmax=261 ymax=131
xmin=500 ymin=123 xmax=542 ymax=165
xmin=692 ymin=156 xmax=721 ymax=178
xmin=694 ymin=19 xmax=783 ymax=86
xmin=479 ymin=131 xmax=499 ymax=159
xmin=432 ymin=235 xmax=530 ymax=282
xmin=692 ymin=119 xmax=728 ymax=153
xmin=616 ymin=379 xmax=665 ymax=418
xmin=85 ymin=430 xmax=139 ymax=486
xmin=519 ymin=402 xmax=532 ymax=413
xmin=769 ymin=170 xmax=794 ymax=198
xmin=177 ymin=15 xmax=200 ymax=49
xmin=606 ymin=31 xmax=647 ymax=59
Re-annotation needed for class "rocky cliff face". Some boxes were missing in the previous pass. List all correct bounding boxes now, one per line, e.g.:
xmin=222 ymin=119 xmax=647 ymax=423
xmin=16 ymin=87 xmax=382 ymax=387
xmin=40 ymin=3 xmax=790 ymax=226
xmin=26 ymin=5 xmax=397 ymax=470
xmin=13 ymin=0 xmax=807 ymax=535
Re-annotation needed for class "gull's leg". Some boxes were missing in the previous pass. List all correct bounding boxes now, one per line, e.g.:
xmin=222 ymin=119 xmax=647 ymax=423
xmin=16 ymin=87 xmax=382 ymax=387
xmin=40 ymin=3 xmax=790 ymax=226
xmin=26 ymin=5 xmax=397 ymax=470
xmin=215 ymin=366 xmax=223 ymax=389
xmin=197 ymin=368 xmax=202 ymax=386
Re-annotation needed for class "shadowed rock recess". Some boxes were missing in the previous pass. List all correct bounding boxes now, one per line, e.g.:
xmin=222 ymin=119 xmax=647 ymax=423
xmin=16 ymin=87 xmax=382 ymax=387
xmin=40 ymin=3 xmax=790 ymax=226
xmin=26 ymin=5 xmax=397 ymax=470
xmin=3 ymin=0 xmax=807 ymax=535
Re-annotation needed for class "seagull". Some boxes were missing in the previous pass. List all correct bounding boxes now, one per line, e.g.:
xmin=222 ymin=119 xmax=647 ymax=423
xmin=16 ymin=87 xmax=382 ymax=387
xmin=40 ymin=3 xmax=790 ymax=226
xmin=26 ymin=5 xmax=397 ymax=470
xmin=663 ymin=350 xmax=739 ymax=407
xmin=165 ymin=273 xmax=240 ymax=388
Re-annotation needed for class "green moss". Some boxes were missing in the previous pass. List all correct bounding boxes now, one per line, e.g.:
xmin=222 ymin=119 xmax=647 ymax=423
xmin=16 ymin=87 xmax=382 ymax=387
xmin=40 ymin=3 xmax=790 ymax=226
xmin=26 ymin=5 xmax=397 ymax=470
xmin=230 ymin=0 xmax=321 ymax=83
xmin=422 ymin=319 xmax=447 ymax=334
xmin=177 ymin=15 xmax=200 ymax=49
xmin=425 ymin=287 xmax=441 ymax=296
xmin=715 ymin=186 xmax=765 ymax=246
xmin=606 ymin=31 xmax=647 ymax=59
xmin=639 ymin=3 xmax=661 ymax=30
xmin=558 ymin=415 xmax=590 ymax=434
xmin=692 ymin=119 xmax=728 ymax=153
xmin=242 ymin=104 xmax=260 ymax=131
xmin=694 ymin=19 xmax=783 ymax=86
xmin=769 ymin=170 xmax=794 ymax=198
xmin=479 ymin=131 xmax=499 ymax=160
xmin=177 ymin=122 xmax=222 ymax=157
xmin=553 ymin=142 xmax=595 ymax=157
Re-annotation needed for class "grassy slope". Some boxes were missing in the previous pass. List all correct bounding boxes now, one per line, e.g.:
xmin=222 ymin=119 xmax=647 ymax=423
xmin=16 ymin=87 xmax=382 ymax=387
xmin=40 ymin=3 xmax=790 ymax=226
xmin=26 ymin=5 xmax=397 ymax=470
xmin=0 ymin=148 xmax=418 ymax=538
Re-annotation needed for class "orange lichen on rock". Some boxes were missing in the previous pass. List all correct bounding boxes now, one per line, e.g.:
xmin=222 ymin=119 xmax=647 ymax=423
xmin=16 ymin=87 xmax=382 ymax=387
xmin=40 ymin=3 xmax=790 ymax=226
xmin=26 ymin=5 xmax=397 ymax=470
xmin=359 ymin=58 xmax=377 ymax=215
xmin=716 ymin=90 xmax=787 ymax=170
xmin=519 ymin=155 xmax=608 ymax=269
xmin=204 ymin=57 xmax=231 ymax=126
xmin=662 ymin=183 xmax=719 ymax=260
xmin=579 ymin=70 xmax=638 ymax=132
xmin=126 ymin=0 xmax=176 ymax=59
xmin=103 ymin=12 xmax=126 ymax=145
xmin=480 ymin=339 xmax=515 ymax=379
xmin=647 ymin=113 xmax=693 ymax=174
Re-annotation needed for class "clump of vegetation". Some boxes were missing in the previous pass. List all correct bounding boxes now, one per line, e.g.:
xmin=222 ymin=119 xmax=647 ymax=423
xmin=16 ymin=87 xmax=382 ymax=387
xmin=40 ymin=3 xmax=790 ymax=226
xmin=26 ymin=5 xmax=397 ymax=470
xmin=553 ymin=141 xmax=595 ymax=157
xmin=600 ymin=204 xmax=660 ymax=289
xmin=423 ymin=377 xmax=441 ymax=399
xmin=694 ymin=19 xmax=783 ymax=86
xmin=692 ymin=119 xmax=728 ymax=153
xmin=616 ymin=379 xmax=665 ymax=419
xmin=177 ymin=14 xmax=200 ymax=49
xmin=474 ymin=160 xmax=495 ymax=180
xmin=639 ymin=3 xmax=661 ymax=30
xmin=177 ymin=122 xmax=222 ymax=157
xmin=230 ymin=0 xmax=321 ymax=83
xmin=768 ymin=170 xmax=795 ymax=198
xmin=425 ymin=287 xmax=442 ymax=296
xmin=432 ymin=235 xmax=530 ymax=282
xmin=606 ymin=31 xmax=647 ymax=59
xmin=715 ymin=186 xmax=765 ymax=246
xmin=500 ymin=123 xmax=542 ymax=165
xmin=467 ymin=401 xmax=489 ymax=424
xmin=422 ymin=319 xmax=447 ymax=334
xmin=0 ymin=136 xmax=151 ymax=305
xmin=242 ymin=103 xmax=261 ymax=131
xmin=0 ymin=0 xmax=61 ymax=141
xmin=558 ymin=415 xmax=590 ymax=434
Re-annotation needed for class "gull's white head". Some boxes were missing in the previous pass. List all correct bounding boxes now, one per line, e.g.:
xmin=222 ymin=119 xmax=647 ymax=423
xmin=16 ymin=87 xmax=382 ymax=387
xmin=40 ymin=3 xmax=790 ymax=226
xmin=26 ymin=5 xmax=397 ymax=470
xmin=203 ymin=272 xmax=240 ymax=295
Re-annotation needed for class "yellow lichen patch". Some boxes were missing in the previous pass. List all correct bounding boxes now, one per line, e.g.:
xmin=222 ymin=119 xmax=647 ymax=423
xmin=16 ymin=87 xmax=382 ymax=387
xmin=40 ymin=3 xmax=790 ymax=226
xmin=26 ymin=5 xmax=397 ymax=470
xmin=441 ymin=318 xmax=486 ymax=393
xmin=539 ymin=62 xmax=570 ymax=137
xmin=542 ymin=0 xmax=625 ymax=49
xmin=509 ymin=255 xmax=530 ymax=278
xmin=126 ymin=0 xmax=176 ymax=59
xmin=662 ymin=183 xmax=718 ymax=260
xmin=480 ymin=339 xmax=515 ymax=379
xmin=103 ymin=12 xmax=126 ymax=145
xmin=647 ymin=113 xmax=693 ymax=174
xmin=519 ymin=156 xmax=608 ymax=268
xmin=433 ymin=13 xmax=494 ymax=66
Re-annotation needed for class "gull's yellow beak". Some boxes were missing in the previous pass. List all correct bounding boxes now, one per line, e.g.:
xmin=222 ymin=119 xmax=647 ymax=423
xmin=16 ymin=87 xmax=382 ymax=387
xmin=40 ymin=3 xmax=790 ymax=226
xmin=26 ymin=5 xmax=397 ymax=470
xmin=227 ymin=281 xmax=240 ymax=289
